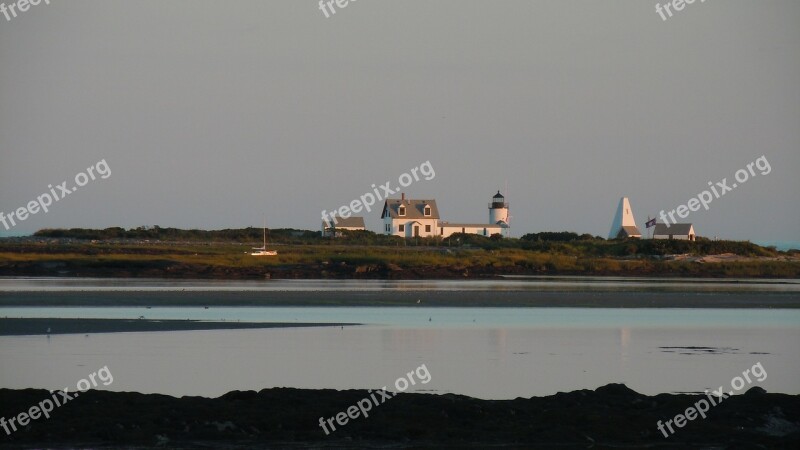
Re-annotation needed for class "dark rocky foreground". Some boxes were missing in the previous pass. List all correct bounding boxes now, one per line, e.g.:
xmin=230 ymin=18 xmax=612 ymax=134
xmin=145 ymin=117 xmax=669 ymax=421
xmin=1 ymin=384 xmax=798 ymax=449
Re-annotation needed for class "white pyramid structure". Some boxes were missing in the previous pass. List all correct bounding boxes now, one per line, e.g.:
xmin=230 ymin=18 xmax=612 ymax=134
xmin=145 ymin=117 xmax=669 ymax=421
xmin=608 ymin=197 xmax=642 ymax=239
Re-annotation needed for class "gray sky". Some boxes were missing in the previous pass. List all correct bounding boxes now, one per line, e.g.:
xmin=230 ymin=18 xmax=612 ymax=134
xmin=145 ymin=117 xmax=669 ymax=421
xmin=1 ymin=0 xmax=798 ymax=240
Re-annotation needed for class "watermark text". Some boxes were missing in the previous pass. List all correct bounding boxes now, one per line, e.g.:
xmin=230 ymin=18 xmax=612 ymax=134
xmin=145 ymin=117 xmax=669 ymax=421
xmin=656 ymin=0 xmax=710 ymax=22
xmin=656 ymin=361 xmax=766 ymax=438
xmin=1 ymin=365 xmax=113 ymax=436
xmin=321 ymin=160 xmax=435 ymax=228
xmin=318 ymin=363 xmax=431 ymax=435
xmin=1 ymin=0 xmax=50 ymax=23
xmin=658 ymin=155 xmax=770 ymax=228
xmin=0 ymin=159 xmax=111 ymax=231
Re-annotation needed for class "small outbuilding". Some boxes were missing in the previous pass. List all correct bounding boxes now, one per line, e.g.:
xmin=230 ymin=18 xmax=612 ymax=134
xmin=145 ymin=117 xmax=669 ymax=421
xmin=321 ymin=216 xmax=366 ymax=237
xmin=652 ymin=223 xmax=696 ymax=241
xmin=616 ymin=226 xmax=642 ymax=239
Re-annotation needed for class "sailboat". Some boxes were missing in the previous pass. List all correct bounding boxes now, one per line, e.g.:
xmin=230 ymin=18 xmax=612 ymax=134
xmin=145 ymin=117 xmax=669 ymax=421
xmin=251 ymin=220 xmax=277 ymax=256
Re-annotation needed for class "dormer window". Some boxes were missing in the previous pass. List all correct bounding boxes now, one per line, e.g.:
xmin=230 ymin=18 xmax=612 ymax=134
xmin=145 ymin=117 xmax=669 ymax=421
xmin=424 ymin=205 xmax=431 ymax=216
xmin=398 ymin=206 xmax=406 ymax=216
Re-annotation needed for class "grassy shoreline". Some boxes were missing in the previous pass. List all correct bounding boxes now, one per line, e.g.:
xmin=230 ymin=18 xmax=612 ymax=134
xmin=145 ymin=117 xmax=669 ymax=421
xmin=1 ymin=238 xmax=799 ymax=280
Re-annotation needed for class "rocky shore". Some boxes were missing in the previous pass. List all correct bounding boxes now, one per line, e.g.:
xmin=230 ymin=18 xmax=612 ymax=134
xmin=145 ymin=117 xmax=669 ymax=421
xmin=1 ymin=259 xmax=530 ymax=280
xmin=4 ymin=258 xmax=799 ymax=280
xmin=0 ymin=384 xmax=798 ymax=448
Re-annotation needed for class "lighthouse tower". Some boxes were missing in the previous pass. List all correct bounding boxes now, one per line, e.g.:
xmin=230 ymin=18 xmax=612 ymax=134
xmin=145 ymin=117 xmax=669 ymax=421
xmin=489 ymin=191 xmax=509 ymax=225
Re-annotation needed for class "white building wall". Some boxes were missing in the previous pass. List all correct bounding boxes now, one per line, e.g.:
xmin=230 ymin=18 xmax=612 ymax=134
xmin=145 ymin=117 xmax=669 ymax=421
xmin=653 ymin=234 xmax=691 ymax=240
xmin=489 ymin=207 xmax=508 ymax=225
xmin=381 ymin=195 xmax=509 ymax=238
xmin=440 ymin=226 xmax=501 ymax=238
xmin=386 ymin=218 xmax=439 ymax=237
xmin=653 ymin=226 xmax=696 ymax=241
xmin=382 ymin=215 xmax=394 ymax=235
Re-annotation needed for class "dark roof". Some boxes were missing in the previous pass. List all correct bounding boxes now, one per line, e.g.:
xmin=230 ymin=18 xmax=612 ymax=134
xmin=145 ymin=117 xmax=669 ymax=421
xmin=617 ymin=226 xmax=642 ymax=238
xmin=381 ymin=199 xmax=440 ymax=219
xmin=653 ymin=223 xmax=694 ymax=236
xmin=322 ymin=216 xmax=366 ymax=229
xmin=493 ymin=191 xmax=504 ymax=199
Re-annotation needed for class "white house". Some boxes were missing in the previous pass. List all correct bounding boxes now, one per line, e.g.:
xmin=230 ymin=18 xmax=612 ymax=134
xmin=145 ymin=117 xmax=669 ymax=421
xmin=608 ymin=197 xmax=642 ymax=239
xmin=381 ymin=191 xmax=509 ymax=238
xmin=653 ymin=223 xmax=696 ymax=241
xmin=381 ymin=194 xmax=440 ymax=238
xmin=321 ymin=216 xmax=366 ymax=237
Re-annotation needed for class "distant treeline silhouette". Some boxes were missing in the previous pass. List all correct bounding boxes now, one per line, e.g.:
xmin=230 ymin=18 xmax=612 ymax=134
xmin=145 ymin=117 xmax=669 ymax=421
xmin=31 ymin=227 xmax=782 ymax=257
xmin=35 ymin=226 xmax=316 ymax=243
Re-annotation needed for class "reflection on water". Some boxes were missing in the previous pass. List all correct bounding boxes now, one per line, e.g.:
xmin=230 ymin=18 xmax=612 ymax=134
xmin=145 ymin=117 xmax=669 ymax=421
xmin=1 ymin=278 xmax=798 ymax=399
xmin=2 ymin=307 xmax=800 ymax=329
xmin=1 ymin=324 xmax=798 ymax=399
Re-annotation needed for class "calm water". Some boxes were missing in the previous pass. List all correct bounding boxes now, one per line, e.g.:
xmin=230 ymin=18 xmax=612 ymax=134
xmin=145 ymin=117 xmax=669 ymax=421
xmin=1 ymin=276 xmax=799 ymax=292
xmin=2 ymin=306 xmax=800 ymax=329
xmin=1 ymin=278 xmax=799 ymax=399
xmin=754 ymin=240 xmax=800 ymax=251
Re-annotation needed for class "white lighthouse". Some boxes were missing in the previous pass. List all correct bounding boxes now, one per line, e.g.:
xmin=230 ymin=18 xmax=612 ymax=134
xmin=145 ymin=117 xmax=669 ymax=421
xmin=489 ymin=191 xmax=509 ymax=225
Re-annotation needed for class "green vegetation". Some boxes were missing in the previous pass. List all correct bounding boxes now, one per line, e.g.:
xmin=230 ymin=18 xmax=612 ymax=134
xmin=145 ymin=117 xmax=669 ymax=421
xmin=34 ymin=226 xmax=320 ymax=244
xmin=33 ymin=227 xmax=781 ymax=257
xmin=9 ymin=227 xmax=796 ymax=279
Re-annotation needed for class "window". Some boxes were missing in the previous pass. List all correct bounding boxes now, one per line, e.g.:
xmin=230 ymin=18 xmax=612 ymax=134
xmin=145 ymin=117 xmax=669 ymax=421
xmin=399 ymin=224 xmax=405 ymax=232
xmin=483 ymin=228 xmax=487 ymax=236
xmin=424 ymin=206 xmax=431 ymax=216
xmin=398 ymin=206 xmax=406 ymax=216
xmin=425 ymin=225 xmax=431 ymax=232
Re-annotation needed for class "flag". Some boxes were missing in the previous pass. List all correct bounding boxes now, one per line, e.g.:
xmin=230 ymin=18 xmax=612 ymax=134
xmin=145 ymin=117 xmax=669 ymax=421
xmin=645 ymin=217 xmax=657 ymax=228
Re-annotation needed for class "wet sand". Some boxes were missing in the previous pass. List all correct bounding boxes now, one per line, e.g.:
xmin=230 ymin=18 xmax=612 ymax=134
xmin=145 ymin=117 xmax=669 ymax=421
xmin=0 ymin=318 xmax=357 ymax=336
xmin=1 ymin=289 xmax=799 ymax=308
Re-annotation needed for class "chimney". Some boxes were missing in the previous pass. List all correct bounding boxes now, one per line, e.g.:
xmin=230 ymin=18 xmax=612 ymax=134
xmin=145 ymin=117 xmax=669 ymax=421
xmin=401 ymin=193 xmax=405 ymax=203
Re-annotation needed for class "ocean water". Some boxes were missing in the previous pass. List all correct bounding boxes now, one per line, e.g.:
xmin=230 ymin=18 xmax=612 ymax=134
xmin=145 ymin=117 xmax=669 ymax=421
xmin=1 ymin=278 xmax=798 ymax=399
xmin=754 ymin=240 xmax=800 ymax=251
xmin=0 ymin=321 xmax=797 ymax=399
xmin=0 ymin=231 xmax=30 ymax=238
xmin=2 ymin=306 xmax=800 ymax=329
